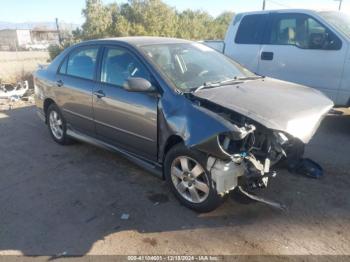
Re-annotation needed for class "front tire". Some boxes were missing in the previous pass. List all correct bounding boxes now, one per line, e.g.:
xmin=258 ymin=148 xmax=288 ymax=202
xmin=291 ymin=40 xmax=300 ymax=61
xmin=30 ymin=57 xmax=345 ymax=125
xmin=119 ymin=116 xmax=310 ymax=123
xmin=164 ymin=144 xmax=225 ymax=213
xmin=47 ymin=104 xmax=72 ymax=145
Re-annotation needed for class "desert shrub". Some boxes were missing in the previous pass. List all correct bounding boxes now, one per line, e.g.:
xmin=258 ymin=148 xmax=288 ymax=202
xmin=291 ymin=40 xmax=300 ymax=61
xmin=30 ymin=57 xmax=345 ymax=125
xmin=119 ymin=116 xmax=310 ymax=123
xmin=48 ymin=44 xmax=63 ymax=61
xmin=48 ymin=40 xmax=80 ymax=61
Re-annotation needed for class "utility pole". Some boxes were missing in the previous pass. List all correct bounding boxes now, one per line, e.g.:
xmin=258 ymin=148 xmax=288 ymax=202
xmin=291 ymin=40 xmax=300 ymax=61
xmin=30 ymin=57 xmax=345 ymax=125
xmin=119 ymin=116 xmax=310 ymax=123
xmin=55 ymin=18 xmax=62 ymax=45
xmin=335 ymin=0 xmax=343 ymax=10
xmin=262 ymin=0 xmax=266 ymax=10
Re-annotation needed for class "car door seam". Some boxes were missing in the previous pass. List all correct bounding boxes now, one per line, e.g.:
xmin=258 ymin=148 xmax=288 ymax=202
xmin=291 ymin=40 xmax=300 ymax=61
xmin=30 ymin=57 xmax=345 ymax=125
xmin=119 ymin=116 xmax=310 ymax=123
xmin=94 ymin=119 xmax=155 ymax=143
xmin=63 ymin=108 xmax=94 ymax=121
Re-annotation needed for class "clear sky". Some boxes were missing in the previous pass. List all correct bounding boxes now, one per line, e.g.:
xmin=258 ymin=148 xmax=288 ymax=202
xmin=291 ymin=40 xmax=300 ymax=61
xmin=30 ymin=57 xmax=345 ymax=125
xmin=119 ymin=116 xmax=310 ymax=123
xmin=2 ymin=0 xmax=349 ymax=24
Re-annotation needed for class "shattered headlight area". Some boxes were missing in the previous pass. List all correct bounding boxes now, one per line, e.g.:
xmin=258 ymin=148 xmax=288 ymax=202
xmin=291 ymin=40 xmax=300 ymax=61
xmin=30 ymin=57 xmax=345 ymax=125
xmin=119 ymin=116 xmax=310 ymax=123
xmin=204 ymin=123 xmax=293 ymax=197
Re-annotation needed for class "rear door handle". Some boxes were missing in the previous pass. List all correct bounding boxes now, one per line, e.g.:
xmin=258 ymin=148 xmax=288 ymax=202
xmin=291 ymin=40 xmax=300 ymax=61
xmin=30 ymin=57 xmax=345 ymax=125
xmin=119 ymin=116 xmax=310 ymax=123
xmin=56 ymin=80 xmax=64 ymax=87
xmin=261 ymin=52 xmax=274 ymax=61
xmin=93 ymin=90 xmax=106 ymax=98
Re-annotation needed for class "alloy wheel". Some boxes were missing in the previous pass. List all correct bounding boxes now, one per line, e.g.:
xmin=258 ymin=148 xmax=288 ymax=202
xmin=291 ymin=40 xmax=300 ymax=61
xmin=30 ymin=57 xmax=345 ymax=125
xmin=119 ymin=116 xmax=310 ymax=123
xmin=49 ymin=110 xmax=63 ymax=140
xmin=170 ymin=156 xmax=210 ymax=204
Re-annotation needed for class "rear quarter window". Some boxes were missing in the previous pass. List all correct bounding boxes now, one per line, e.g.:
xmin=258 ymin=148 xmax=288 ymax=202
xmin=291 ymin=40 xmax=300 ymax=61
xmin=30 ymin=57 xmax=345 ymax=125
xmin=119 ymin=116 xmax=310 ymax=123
xmin=58 ymin=57 xmax=68 ymax=74
xmin=235 ymin=14 xmax=268 ymax=44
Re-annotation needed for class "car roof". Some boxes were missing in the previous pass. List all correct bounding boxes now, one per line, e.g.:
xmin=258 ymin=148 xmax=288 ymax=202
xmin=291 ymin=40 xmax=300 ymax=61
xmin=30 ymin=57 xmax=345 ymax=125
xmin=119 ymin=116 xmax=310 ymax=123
xmin=79 ymin=36 xmax=193 ymax=47
xmin=236 ymin=9 xmax=323 ymax=16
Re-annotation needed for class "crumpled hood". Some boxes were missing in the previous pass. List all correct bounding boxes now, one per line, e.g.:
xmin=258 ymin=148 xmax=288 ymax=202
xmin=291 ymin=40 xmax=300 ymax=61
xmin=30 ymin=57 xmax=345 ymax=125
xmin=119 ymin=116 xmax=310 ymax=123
xmin=193 ymin=77 xmax=334 ymax=144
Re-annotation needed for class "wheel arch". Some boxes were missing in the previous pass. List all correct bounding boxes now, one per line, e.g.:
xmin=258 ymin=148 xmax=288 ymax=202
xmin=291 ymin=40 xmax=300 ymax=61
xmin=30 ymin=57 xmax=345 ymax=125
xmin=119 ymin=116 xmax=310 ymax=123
xmin=43 ymin=98 xmax=56 ymax=121
xmin=163 ymin=135 xmax=184 ymax=157
xmin=161 ymin=135 xmax=184 ymax=178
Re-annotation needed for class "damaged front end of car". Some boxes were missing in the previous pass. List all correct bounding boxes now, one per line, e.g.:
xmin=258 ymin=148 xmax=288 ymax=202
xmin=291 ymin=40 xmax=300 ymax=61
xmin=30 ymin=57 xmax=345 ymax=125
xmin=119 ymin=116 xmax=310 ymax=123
xmin=159 ymin=79 xmax=333 ymax=208
xmin=192 ymin=102 xmax=290 ymax=197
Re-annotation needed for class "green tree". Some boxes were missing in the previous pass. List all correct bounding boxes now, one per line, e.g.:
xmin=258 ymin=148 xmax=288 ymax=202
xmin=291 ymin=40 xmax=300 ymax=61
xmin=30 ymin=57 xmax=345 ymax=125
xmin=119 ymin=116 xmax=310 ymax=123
xmin=81 ymin=0 xmax=112 ymax=39
xmin=120 ymin=0 xmax=178 ymax=36
xmin=107 ymin=3 xmax=130 ymax=37
xmin=76 ymin=0 xmax=234 ymax=41
xmin=176 ymin=10 xmax=214 ymax=40
xmin=213 ymin=12 xmax=235 ymax=39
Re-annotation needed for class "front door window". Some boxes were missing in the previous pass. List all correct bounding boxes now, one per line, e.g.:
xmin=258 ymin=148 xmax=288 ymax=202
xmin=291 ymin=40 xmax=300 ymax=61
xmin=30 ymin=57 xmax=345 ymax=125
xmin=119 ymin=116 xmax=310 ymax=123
xmin=101 ymin=47 xmax=151 ymax=87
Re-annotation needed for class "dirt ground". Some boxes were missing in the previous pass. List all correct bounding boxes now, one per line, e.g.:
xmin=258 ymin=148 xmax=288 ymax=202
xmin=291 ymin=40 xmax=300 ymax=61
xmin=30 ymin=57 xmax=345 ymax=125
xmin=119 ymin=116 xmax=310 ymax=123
xmin=0 ymin=51 xmax=49 ymax=83
xmin=0 ymin=104 xmax=349 ymax=257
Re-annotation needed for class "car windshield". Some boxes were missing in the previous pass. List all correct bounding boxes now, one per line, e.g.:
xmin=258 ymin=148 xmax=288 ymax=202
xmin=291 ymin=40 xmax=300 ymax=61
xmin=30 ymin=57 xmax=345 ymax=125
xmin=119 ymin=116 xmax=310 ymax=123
xmin=140 ymin=43 xmax=256 ymax=91
xmin=318 ymin=11 xmax=350 ymax=39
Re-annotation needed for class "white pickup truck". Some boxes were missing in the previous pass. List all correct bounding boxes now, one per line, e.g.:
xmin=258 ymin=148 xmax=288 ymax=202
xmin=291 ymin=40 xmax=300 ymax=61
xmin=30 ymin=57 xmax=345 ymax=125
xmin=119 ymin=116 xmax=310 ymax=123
xmin=204 ymin=10 xmax=350 ymax=106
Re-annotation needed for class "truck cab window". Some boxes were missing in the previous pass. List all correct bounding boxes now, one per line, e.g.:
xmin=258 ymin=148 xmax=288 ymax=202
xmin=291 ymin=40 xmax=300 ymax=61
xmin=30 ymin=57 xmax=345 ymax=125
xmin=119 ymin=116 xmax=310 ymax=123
xmin=235 ymin=14 xmax=268 ymax=44
xmin=270 ymin=14 xmax=342 ymax=50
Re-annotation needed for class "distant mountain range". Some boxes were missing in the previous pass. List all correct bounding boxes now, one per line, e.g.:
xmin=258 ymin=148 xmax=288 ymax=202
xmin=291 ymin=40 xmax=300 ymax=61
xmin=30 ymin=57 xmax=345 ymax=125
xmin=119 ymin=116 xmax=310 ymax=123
xmin=0 ymin=21 xmax=79 ymax=31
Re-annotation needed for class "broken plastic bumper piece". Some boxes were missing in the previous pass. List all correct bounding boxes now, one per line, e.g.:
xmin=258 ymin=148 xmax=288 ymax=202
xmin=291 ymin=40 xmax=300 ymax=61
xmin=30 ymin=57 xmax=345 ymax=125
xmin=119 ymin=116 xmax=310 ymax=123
xmin=288 ymin=158 xmax=324 ymax=179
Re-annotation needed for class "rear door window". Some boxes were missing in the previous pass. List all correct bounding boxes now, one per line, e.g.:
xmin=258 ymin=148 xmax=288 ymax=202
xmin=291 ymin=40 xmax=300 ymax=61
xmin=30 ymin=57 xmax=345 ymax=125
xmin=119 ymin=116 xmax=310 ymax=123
xmin=66 ymin=47 xmax=99 ymax=80
xmin=235 ymin=14 xmax=268 ymax=44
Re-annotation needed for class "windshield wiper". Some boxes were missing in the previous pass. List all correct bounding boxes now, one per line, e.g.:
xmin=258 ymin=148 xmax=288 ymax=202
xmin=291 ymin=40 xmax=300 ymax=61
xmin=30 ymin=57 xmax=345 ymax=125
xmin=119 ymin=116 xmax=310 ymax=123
xmin=192 ymin=82 xmax=221 ymax=93
xmin=234 ymin=76 xmax=264 ymax=81
xmin=193 ymin=76 xmax=263 ymax=93
xmin=193 ymin=78 xmax=240 ymax=93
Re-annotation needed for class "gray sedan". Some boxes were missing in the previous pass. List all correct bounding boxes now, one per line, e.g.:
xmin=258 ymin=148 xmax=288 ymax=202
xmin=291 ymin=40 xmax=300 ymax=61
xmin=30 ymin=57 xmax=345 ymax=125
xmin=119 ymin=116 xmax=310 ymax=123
xmin=34 ymin=37 xmax=333 ymax=212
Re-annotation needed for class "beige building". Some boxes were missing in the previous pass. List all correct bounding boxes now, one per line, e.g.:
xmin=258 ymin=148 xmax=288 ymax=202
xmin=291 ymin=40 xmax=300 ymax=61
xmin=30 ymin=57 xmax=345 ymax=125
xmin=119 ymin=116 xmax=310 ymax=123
xmin=0 ymin=28 xmax=60 ymax=51
xmin=0 ymin=29 xmax=32 ymax=50
xmin=31 ymin=28 xmax=60 ymax=44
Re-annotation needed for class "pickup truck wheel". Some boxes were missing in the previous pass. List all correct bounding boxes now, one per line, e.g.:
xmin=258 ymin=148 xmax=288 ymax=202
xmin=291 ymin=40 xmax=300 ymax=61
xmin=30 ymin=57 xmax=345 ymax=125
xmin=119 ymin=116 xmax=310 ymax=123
xmin=164 ymin=144 xmax=225 ymax=213
xmin=47 ymin=104 xmax=72 ymax=145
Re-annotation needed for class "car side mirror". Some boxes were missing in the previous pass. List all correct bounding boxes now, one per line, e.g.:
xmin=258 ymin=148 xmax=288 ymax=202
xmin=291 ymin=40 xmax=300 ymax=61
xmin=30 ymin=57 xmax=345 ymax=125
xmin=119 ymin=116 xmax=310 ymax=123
xmin=324 ymin=32 xmax=342 ymax=50
xmin=123 ymin=77 xmax=156 ymax=92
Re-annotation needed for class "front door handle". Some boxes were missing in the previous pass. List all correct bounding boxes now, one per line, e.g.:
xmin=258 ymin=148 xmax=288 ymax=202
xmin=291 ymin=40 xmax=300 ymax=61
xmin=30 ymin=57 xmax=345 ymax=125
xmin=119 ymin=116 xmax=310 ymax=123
xmin=56 ymin=80 xmax=64 ymax=87
xmin=93 ymin=90 xmax=106 ymax=98
xmin=261 ymin=51 xmax=274 ymax=61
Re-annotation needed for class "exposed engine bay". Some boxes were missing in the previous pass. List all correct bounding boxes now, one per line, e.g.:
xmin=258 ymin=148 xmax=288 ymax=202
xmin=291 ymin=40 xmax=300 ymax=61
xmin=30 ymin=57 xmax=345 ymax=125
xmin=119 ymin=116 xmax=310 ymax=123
xmin=189 ymin=96 xmax=303 ymax=204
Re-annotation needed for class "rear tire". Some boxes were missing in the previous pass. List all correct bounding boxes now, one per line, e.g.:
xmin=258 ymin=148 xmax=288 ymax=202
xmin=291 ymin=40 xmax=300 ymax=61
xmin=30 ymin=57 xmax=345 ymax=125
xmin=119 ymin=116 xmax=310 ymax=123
xmin=47 ymin=104 xmax=73 ymax=145
xmin=164 ymin=144 xmax=225 ymax=213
